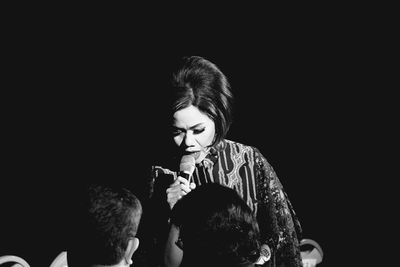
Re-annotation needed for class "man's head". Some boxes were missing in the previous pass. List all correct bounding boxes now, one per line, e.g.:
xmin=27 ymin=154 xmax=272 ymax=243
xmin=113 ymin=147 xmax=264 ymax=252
xmin=171 ymin=183 xmax=260 ymax=267
xmin=69 ymin=184 xmax=142 ymax=267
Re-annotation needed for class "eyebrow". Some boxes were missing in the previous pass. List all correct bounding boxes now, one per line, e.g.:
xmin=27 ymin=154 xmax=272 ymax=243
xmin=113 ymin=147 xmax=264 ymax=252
xmin=172 ymin=123 xmax=205 ymax=130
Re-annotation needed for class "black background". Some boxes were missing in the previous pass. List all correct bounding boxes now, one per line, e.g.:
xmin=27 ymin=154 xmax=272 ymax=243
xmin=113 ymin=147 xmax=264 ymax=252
xmin=1 ymin=10 xmax=385 ymax=266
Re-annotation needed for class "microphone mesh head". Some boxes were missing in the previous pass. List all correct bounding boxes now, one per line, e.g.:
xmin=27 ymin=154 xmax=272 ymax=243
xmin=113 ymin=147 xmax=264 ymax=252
xmin=179 ymin=154 xmax=196 ymax=175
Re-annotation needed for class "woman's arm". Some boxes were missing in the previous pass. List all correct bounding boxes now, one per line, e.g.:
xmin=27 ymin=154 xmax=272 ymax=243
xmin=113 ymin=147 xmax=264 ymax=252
xmin=254 ymin=148 xmax=303 ymax=267
xmin=163 ymin=224 xmax=183 ymax=267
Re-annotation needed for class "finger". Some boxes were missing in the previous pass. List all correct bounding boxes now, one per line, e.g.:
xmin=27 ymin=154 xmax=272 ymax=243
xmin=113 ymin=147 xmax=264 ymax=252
xmin=171 ymin=178 xmax=181 ymax=186
xmin=166 ymin=186 xmax=187 ymax=195
xmin=179 ymin=183 xmax=192 ymax=194
xmin=175 ymin=177 xmax=191 ymax=193
xmin=167 ymin=185 xmax=188 ymax=198
xmin=176 ymin=176 xmax=190 ymax=186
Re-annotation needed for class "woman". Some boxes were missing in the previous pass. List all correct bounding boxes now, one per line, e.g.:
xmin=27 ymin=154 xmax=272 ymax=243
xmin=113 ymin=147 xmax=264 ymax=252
xmin=146 ymin=56 xmax=303 ymax=267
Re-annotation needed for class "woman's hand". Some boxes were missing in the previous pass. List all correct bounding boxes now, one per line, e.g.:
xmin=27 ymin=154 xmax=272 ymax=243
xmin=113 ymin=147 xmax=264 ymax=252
xmin=166 ymin=176 xmax=196 ymax=209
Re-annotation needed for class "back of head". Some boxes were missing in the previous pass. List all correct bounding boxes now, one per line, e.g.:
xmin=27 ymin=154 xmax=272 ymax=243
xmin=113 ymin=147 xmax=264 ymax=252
xmin=171 ymin=183 xmax=260 ymax=267
xmin=68 ymin=184 xmax=142 ymax=266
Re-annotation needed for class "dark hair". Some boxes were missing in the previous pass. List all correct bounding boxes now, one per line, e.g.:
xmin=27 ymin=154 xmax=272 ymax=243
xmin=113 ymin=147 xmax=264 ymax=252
xmin=169 ymin=56 xmax=234 ymax=146
xmin=171 ymin=183 xmax=260 ymax=267
xmin=82 ymin=184 xmax=142 ymax=265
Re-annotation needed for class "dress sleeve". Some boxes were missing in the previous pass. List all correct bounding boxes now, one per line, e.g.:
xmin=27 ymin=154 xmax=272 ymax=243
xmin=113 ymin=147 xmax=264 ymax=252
xmin=253 ymin=148 xmax=303 ymax=267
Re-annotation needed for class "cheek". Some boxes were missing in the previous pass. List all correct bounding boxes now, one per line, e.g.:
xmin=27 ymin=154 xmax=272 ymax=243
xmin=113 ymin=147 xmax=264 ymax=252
xmin=198 ymin=129 xmax=215 ymax=146
xmin=173 ymin=135 xmax=183 ymax=146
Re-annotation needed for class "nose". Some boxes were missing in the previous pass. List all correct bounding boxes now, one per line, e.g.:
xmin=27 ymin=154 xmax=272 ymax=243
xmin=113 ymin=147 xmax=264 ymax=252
xmin=183 ymin=131 xmax=195 ymax=147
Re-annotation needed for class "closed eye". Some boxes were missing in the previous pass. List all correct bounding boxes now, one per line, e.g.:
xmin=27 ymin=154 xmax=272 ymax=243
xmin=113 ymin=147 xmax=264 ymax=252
xmin=172 ymin=130 xmax=183 ymax=136
xmin=193 ymin=128 xmax=205 ymax=134
xmin=172 ymin=124 xmax=205 ymax=136
xmin=172 ymin=127 xmax=184 ymax=136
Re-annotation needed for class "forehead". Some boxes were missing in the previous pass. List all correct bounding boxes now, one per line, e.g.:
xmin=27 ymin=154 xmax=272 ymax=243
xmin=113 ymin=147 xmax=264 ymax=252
xmin=173 ymin=105 xmax=212 ymax=127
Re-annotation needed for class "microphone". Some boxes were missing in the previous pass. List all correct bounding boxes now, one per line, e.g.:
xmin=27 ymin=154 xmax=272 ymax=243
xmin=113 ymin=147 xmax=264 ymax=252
xmin=178 ymin=154 xmax=196 ymax=182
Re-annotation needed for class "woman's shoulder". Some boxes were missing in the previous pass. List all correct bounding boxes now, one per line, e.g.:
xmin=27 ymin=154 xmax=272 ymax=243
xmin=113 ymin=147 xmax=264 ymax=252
xmin=224 ymin=139 xmax=264 ymax=156
xmin=224 ymin=139 xmax=273 ymax=169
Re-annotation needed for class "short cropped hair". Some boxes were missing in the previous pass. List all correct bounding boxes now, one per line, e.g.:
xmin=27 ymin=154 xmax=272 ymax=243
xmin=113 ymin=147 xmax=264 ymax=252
xmin=171 ymin=183 xmax=260 ymax=267
xmin=169 ymin=56 xmax=234 ymax=146
xmin=83 ymin=184 xmax=142 ymax=265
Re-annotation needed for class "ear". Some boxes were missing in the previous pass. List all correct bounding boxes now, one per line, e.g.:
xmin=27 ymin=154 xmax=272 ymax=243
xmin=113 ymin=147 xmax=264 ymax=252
xmin=125 ymin=237 xmax=139 ymax=265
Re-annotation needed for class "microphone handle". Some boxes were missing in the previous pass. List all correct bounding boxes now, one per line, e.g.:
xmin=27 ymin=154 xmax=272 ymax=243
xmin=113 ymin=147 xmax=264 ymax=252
xmin=178 ymin=171 xmax=191 ymax=181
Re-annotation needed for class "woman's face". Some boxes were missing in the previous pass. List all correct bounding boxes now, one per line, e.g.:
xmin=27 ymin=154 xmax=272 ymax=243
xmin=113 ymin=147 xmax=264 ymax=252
xmin=172 ymin=105 xmax=216 ymax=163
